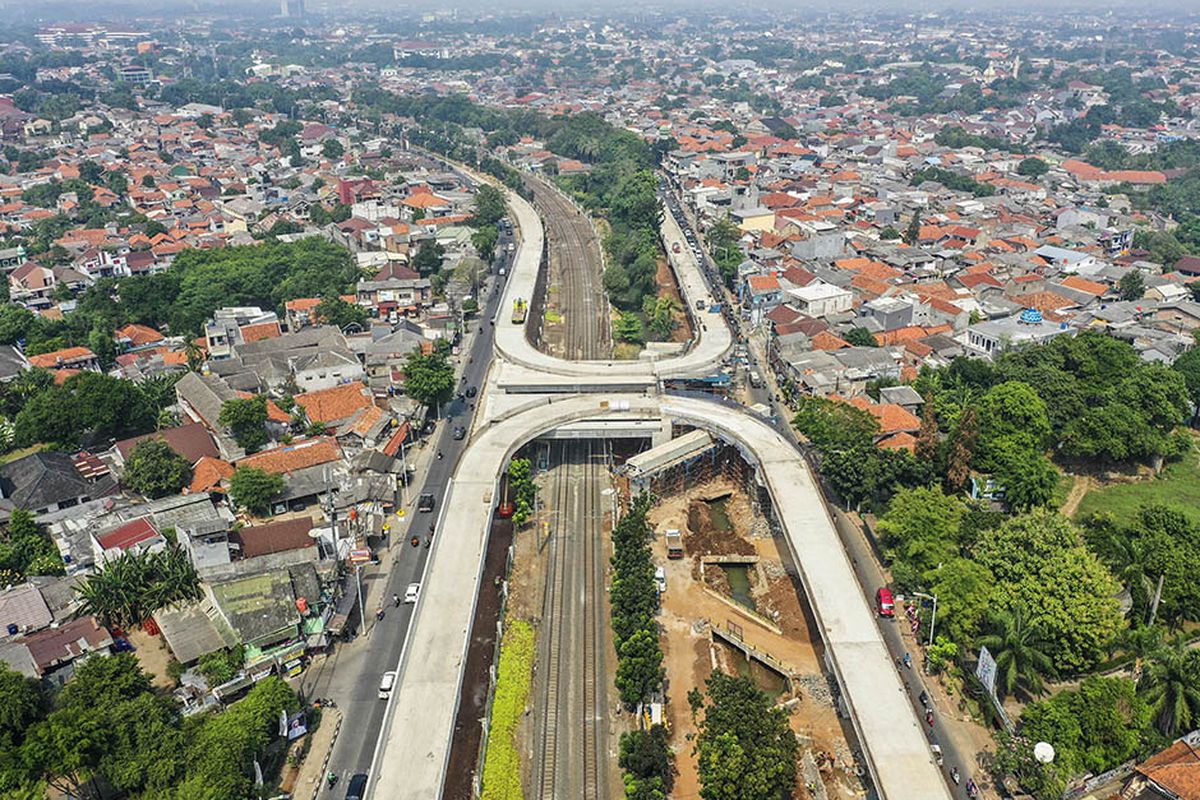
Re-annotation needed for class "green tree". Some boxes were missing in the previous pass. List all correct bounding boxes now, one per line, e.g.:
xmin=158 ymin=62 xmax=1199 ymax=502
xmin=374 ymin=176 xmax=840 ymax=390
xmin=1139 ymin=641 xmax=1200 ymax=737
xmin=791 ymin=396 xmax=879 ymax=451
xmin=403 ymin=349 xmax=455 ymax=410
xmin=929 ymin=557 xmax=996 ymax=645
xmin=228 ymin=467 xmax=283 ymax=516
xmin=470 ymin=184 xmax=507 ymax=227
xmin=470 ymin=225 xmax=498 ymax=262
xmin=975 ymin=381 xmax=1052 ymax=469
xmin=613 ymin=312 xmax=644 ymax=344
xmin=619 ymin=725 xmax=673 ymax=795
xmin=903 ymin=210 xmax=921 ymax=245
xmin=991 ymin=441 xmax=1058 ymax=511
xmin=615 ymin=628 xmax=664 ymax=707
xmin=975 ymin=510 xmax=1124 ymax=673
xmin=218 ymin=396 xmax=269 ymax=453
xmin=978 ymin=606 xmax=1056 ymax=698
xmin=1172 ymin=347 xmax=1200 ymax=421
xmin=321 ymin=138 xmax=344 ymax=159
xmin=75 ymin=547 xmax=201 ymax=628
xmin=411 ymin=239 xmax=446 ymax=277
xmin=694 ymin=670 xmax=797 ymax=800
xmin=315 ymin=293 xmax=369 ymax=330
xmin=0 ymin=508 xmax=63 ymax=579
xmin=1118 ymin=270 xmax=1145 ymax=301
xmin=122 ymin=439 xmax=192 ymax=499
xmin=843 ymin=327 xmax=878 ymax=347
xmin=876 ymin=485 xmax=968 ymax=587
xmin=1020 ymin=676 xmax=1151 ymax=780
xmin=1016 ymin=157 xmax=1050 ymax=178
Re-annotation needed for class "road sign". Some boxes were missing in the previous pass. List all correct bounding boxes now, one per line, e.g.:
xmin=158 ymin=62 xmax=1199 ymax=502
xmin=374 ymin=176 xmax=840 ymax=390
xmin=976 ymin=645 xmax=998 ymax=699
xmin=349 ymin=548 xmax=372 ymax=564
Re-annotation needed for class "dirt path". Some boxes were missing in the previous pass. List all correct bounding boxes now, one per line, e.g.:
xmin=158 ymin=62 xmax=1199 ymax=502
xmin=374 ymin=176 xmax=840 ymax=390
xmin=127 ymin=626 xmax=175 ymax=689
xmin=1060 ymin=474 xmax=1092 ymax=517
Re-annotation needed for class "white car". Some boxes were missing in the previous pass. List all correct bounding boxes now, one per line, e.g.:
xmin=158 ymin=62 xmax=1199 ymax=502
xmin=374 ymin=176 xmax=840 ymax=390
xmin=378 ymin=670 xmax=396 ymax=700
xmin=404 ymin=582 xmax=421 ymax=604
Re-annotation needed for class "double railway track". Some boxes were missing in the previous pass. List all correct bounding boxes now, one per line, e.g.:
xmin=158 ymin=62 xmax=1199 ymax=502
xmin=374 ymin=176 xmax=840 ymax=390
xmin=526 ymin=176 xmax=611 ymax=360
xmin=535 ymin=440 xmax=608 ymax=800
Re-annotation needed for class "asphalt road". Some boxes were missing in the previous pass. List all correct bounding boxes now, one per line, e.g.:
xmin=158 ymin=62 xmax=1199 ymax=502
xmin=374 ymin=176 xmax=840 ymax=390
xmin=307 ymin=232 xmax=514 ymax=790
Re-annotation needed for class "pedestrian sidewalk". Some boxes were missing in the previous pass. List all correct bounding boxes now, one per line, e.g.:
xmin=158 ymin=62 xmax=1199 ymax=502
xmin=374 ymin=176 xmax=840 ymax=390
xmin=291 ymin=706 xmax=343 ymax=800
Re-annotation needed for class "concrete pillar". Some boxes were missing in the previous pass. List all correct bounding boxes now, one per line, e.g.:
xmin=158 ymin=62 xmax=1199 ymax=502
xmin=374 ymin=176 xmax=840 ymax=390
xmin=651 ymin=416 xmax=673 ymax=448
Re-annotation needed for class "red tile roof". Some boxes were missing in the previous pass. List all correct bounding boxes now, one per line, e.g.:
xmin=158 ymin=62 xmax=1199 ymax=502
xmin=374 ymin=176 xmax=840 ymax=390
xmin=295 ymin=383 xmax=374 ymax=425
xmin=237 ymin=437 xmax=342 ymax=475
xmin=96 ymin=518 xmax=159 ymax=552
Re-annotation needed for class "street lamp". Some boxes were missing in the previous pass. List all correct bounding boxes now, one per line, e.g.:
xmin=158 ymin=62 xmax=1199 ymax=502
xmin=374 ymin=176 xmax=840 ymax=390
xmin=911 ymin=591 xmax=939 ymax=647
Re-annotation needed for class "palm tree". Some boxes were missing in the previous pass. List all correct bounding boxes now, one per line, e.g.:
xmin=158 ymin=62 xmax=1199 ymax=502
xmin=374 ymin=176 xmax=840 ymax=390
xmin=1139 ymin=641 xmax=1200 ymax=737
xmin=978 ymin=606 xmax=1056 ymax=699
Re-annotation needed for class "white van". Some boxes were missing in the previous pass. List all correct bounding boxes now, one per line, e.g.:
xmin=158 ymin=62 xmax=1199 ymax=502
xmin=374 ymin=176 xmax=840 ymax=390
xmin=654 ymin=566 xmax=667 ymax=594
xmin=378 ymin=670 xmax=397 ymax=700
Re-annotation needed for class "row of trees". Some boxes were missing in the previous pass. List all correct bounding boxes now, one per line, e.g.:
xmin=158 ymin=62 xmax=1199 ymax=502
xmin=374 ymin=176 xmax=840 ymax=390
xmin=0 ymin=654 xmax=299 ymax=799
xmin=10 ymin=370 xmax=179 ymax=450
xmin=610 ymin=495 xmax=666 ymax=711
xmin=0 ymin=237 xmax=362 ymax=372
xmin=505 ymin=458 xmax=537 ymax=527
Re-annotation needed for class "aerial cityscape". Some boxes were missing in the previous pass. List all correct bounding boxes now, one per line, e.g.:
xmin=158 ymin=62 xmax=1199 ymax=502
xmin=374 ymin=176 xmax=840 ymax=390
xmin=1 ymin=3 xmax=1200 ymax=800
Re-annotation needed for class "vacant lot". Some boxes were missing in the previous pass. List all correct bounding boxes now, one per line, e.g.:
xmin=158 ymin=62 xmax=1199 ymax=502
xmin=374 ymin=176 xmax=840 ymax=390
xmin=1075 ymin=449 xmax=1200 ymax=528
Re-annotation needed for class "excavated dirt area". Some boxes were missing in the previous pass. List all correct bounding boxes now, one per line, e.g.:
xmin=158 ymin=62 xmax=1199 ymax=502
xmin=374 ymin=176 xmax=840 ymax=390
xmin=647 ymin=476 xmax=865 ymax=800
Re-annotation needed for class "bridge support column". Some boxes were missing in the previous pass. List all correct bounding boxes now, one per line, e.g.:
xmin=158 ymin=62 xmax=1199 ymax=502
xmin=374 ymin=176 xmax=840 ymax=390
xmin=651 ymin=417 xmax=673 ymax=448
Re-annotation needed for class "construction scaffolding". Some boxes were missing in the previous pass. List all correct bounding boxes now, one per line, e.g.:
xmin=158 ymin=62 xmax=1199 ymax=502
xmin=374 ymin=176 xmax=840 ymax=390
xmin=616 ymin=427 xmax=755 ymax=498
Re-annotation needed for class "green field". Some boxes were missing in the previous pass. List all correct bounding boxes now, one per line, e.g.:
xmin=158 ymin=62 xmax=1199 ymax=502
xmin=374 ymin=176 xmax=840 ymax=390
xmin=1075 ymin=450 xmax=1200 ymax=528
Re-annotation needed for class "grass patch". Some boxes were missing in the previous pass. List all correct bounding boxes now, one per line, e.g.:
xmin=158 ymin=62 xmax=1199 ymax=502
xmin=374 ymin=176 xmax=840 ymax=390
xmin=544 ymin=309 xmax=563 ymax=324
xmin=613 ymin=342 xmax=642 ymax=360
xmin=0 ymin=443 xmax=46 ymax=465
xmin=479 ymin=619 xmax=535 ymax=800
xmin=1075 ymin=450 xmax=1200 ymax=528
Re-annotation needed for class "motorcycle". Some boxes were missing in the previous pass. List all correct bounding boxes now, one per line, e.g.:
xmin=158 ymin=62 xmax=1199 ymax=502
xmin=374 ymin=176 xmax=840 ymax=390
xmin=410 ymin=536 xmax=419 ymax=547
xmin=327 ymin=772 xmax=338 ymax=789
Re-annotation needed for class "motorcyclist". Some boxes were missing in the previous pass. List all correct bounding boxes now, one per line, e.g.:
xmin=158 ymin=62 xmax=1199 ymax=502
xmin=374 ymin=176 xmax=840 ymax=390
xmin=392 ymin=593 xmax=400 ymax=607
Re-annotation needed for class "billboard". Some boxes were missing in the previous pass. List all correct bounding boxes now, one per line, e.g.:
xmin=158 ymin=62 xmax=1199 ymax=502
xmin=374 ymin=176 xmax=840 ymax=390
xmin=976 ymin=645 xmax=998 ymax=699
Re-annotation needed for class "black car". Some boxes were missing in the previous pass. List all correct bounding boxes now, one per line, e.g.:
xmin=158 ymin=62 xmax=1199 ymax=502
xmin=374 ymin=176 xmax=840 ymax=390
xmin=453 ymin=426 xmax=466 ymax=440
xmin=345 ymin=774 xmax=369 ymax=800
xmin=418 ymin=493 xmax=436 ymax=513
xmin=465 ymin=385 xmax=477 ymax=398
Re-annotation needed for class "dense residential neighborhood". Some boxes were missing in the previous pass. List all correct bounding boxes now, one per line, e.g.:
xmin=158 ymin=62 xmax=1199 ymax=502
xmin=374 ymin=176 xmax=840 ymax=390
xmin=1 ymin=5 xmax=1200 ymax=800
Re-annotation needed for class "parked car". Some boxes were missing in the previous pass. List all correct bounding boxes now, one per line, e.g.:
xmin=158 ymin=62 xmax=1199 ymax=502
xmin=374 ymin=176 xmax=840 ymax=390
xmin=378 ymin=671 xmax=396 ymax=700
xmin=875 ymin=587 xmax=895 ymax=618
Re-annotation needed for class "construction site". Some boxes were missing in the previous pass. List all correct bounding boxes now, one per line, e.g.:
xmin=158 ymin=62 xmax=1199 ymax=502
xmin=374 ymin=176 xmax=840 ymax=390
xmin=623 ymin=429 xmax=868 ymax=800
xmin=494 ymin=426 xmax=868 ymax=800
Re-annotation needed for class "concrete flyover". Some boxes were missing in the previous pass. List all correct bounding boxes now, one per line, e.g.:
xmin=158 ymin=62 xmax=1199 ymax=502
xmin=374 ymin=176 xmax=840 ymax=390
xmin=492 ymin=183 xmax=733 ymax=384
xmin=367 ymin=394 xmax=952 ymax=800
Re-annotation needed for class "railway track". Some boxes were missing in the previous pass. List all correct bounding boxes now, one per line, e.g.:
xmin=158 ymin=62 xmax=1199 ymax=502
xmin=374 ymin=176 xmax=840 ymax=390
xmin=534 ymin=440 xmax=608 ymax=800
xmin=526 ymin=176 xmax=611 ymax=360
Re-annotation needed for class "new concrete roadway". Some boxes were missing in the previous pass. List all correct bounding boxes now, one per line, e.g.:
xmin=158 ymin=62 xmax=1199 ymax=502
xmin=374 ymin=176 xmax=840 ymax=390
xmin=367 ymin=394 xmax=952 ymax=800
xmin=364 ymin=157 xmax=951 ymax=800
